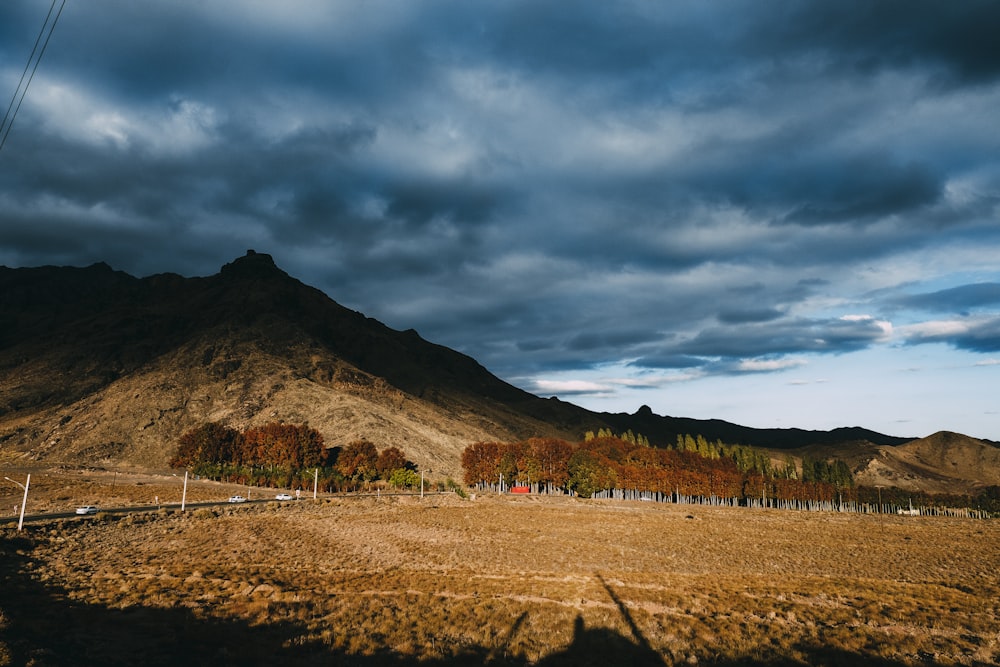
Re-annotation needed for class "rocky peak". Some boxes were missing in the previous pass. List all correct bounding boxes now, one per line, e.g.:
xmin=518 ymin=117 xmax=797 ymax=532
xmin=219 ymin=250 xmax=286 ymax=280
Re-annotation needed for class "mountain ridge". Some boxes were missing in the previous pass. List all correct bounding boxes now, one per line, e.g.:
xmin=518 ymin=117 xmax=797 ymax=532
xmin=0 ymin=251 xmax=988 ymax=487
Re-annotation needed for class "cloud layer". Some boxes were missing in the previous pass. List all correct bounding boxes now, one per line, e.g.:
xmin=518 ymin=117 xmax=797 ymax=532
xmin=2 ymin=1 xmax=998 ymax=437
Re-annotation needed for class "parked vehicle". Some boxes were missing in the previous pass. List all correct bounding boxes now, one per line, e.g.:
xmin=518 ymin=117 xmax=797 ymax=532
xmin=275 ymin=493 xmax=293 ymax=501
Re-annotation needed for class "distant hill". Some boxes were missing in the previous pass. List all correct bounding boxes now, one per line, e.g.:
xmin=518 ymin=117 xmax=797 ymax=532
xmin=597 ymin=405 xmax=910 ymax=450
xmin=0 ymin=251 xmax=985 ymax=488
xmin=852 ymin=431 xmax=1000 ymax=494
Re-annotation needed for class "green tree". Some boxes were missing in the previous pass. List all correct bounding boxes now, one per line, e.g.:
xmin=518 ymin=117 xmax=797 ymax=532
xmin=567 ymin=449 xmax=616 ymax=498
xmin=388 ymin=468 xmax=420 ymax=490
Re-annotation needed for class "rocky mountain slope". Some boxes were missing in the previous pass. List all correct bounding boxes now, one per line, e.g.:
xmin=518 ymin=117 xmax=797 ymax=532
xmin=0 ymin=251 xmax=992 ymax=489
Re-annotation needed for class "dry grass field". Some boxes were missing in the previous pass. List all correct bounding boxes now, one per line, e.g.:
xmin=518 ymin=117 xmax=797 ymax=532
xmin=1 ymin=467 xmax=998 ymax=666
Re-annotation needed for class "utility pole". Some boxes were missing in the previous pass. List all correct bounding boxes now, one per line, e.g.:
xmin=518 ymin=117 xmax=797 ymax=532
xmin=5 ymin=475 xmax=30 ymax=531
xmin=876 ymin=485 xmax=884 ymax=534
xmin=313 ymin=468 xmax=318 ymax=499
xmin=181 ymin=471 xmax=188 ymax=512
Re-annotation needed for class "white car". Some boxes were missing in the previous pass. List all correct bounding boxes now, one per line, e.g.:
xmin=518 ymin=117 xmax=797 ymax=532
xmin=75 ymin=505 xmax=99 ymax=515
xmin=227 ymin=495 xmax=247 ymax=503
xmin=275 ymin=493 xmax=293 ymax=501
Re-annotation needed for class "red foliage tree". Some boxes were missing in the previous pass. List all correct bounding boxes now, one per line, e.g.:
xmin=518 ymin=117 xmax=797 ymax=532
xmin=375 ymin=446 xmax=408 ymax=476
xmin=170 ymin=422 xmax=241 ymax=468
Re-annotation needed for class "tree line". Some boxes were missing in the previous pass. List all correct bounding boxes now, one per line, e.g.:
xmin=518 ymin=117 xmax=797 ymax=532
xmin=462 ymin=432 xmax=853 ymax=504
xmin=169 ymin=421 xmax=422 ymax=492
xmin=854 ymin=484 xmax=1000 ymax=515
xmin=462 ymin=432 xmax=997 ymax=515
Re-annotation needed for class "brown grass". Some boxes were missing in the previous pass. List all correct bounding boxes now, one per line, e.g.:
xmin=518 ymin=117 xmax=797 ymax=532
xmin=1 ymin=469 xmax=998 ymax=666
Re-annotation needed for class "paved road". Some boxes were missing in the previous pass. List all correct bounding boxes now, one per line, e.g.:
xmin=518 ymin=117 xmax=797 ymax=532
xmin=2 ymin=497 xmax=281 ymax=525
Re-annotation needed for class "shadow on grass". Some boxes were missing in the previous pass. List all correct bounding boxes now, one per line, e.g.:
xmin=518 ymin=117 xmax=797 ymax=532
xmin=0 ymin=533 xmax=956 ymax=667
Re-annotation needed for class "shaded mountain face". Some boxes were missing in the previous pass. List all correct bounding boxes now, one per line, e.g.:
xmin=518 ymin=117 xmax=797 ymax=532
xmin=1 ymin=251 xmax=526 ymax=408
xmin=0 ymin=251 xmax=984 ymax=490
xmin=598 ymin=405 xmax=912 ymax=450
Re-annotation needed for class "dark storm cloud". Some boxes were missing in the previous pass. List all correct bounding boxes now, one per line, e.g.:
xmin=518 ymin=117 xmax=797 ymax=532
xmin=756 ymin=1 xmax=1000 ymax=86
xmin=893 ymin=284 xmax=1000 ymax=313
xmin=565 ymin=330 xmax=663 ymax=353
xmin=2 ymin=0 xmax=999 ymax=399
xmin=384 ymin=180 xmax=506 ymax=227
xmin=781 ymin=159 xmax=942 ymax=226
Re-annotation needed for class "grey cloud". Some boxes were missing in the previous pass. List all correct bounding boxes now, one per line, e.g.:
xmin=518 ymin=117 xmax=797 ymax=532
xmin=627 ymin=354 xmax=706 ymax=371
xmin=565 ymin=330 xmax=662 ymax=352
xmin=717 ymin=308 xmax=784 ymax=325
xmin=906 ymin=317 xmax=1000 ymax=353
xmin=674 ymin=317 xmax=889 ymax=359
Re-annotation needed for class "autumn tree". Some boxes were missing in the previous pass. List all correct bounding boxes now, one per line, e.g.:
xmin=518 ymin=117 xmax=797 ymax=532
xmin=241 ymin=422 xmax=325 ymax=469
xmin=336 ymin=439 xmax=379 ymax=483
xmin=567 ymin=449 xmax=617 ymax=498
xmin=170 ymin=422 xmax=241 ymax=468
xmin=376 ymin=446 xmax=409 ymax=477
xmin=461 ymin=441 xmax=504 ymax=486
xmin=525 ymin=437 xmax=573 ymax=488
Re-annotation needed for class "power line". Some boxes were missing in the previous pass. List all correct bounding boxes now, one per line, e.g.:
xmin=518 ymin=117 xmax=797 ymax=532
xmin=0 ymin=0 xmax=67 ymax=154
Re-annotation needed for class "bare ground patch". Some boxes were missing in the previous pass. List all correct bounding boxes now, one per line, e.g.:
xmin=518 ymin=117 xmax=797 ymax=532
xmin=1 ymin=477 xmax=998 ymax=666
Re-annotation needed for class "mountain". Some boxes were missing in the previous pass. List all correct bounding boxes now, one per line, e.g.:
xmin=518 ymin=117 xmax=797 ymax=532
xmin=0 ymin=251 xmax=602 ymax=477
xmin=0 ymin=251 xmax=988 ymax=488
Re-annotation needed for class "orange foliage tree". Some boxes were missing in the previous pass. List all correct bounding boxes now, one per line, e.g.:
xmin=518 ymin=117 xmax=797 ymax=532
xmin=335 ymin=439 xmax=379 ymax=484
xmin=241 ymin=422 xmax=325 ymax=469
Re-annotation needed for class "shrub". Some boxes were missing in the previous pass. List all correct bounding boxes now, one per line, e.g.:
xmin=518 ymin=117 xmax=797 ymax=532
xmin=446 ymin=478 xmax=467 ymax=498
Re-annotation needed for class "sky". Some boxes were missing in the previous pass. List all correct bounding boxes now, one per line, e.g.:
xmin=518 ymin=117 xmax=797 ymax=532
xmin=1 ymin=1 xmax=999 ymax=441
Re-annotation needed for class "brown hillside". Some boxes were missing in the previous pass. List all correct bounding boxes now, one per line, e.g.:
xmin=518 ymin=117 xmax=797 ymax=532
xmin=853 ymin=431 xmax=1000 ymax=494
